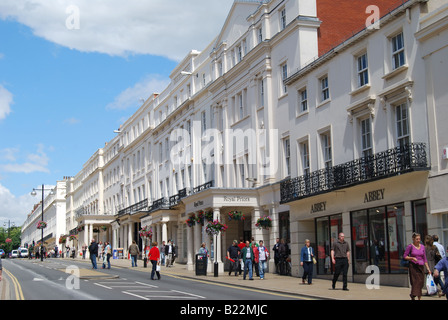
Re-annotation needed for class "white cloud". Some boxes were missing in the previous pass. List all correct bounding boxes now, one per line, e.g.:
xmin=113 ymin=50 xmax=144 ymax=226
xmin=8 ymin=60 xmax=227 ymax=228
xmin=0 ymin=182 xmax=37 ymax=226
xmin=106 ymin=74 xmax=170 ymax=111
xmin=0 ymin=85 xmax=13 ymax=120
xmin=0 ymin=0 xmax=234 ymax=61
xmin=0 ymin=144 xmax=50 ymax=174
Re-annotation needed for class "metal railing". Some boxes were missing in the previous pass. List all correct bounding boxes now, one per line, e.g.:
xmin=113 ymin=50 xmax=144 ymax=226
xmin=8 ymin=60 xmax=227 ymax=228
xmin=117 ymin=198 xmax=148 ymax=216
xmin=280 ymin=143 xmax=429 ymax=204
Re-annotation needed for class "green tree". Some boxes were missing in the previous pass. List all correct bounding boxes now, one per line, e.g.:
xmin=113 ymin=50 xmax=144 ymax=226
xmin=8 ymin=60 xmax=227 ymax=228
xmin=0 ymin=226 xmax=22 ymax=253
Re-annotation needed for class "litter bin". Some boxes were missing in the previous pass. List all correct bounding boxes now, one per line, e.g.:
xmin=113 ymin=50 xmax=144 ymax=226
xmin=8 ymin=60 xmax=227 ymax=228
xmin=195 ymin=254 xmax=207 ymax=276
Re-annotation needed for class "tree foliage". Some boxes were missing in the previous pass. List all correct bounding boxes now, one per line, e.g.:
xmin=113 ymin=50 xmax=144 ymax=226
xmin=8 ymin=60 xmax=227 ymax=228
xmin=0 ymin=226 xmax=22 ymax=253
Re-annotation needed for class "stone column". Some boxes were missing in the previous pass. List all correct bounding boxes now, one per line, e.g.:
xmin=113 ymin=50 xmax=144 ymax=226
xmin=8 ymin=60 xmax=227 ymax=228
xmin=187 ymin=222 xmax=194 ymax=271
xmin=268 ymin=204 xmax=279 ymax=272
xmin=213 ymin=207 xmax=223 ymax=272
xmin=162 ymin=222 xmax=168 ymax=243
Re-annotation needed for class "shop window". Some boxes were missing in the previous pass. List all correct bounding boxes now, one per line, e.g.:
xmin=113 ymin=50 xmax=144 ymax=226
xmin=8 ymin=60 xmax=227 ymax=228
xmin=315 ymin=214 xmax=342 ymax=275
xmin=351 ymin=203 xmax=407 ymax=274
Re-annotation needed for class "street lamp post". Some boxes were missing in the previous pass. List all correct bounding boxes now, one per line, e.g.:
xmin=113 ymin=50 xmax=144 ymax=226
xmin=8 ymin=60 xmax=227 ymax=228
xmin=31 ymin=184 xmax=54 ymax=261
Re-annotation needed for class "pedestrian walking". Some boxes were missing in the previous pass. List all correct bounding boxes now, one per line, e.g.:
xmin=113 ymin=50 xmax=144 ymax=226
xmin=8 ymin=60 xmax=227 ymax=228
xmin=238 ymin=238 xmax=245 ymax=275
xmin=171 ymin=242 xmax=177 ymax=266
xmin=103 ymin=242 xmax=111 ymax=269
xmin=403 ymin=232 xmax=432 ymax=300
xmin=128 ymin=240 xmax=140 ymax=267
xmin=258 ymin=240 xmax=269 ymax=280
xmin=241 ymin=241 xmax=254 ymax=280
xmin=160 ymin=241 xmax=166 ymax=266
xmin=88 ymin=238 xmax=98 ymax=269
xmin=165 ymin=240 xmax=174 ymax=267
xmin=227 ymin=240 xmax=241 ymax=276
xmin=149 ymin=241 xmax=161 ymax=280
xmin=82 ymin=244 xmax=87 ymax=260
xmin=301 ymin=239 xmax=315 ymax=285
xmin=433 ymin=235 xmax=446 ymax=296
xmin=251 ymin=242 xmax=259 ymax=277
xmin=98 ymin=241 xmax=103 ymax=261
xmin=331 ymin=233 xmax=350 ymax=291
xmin=433 ymin=256 xmax=448 ymax=300
xmin=272 ymin=238 xmax=280 ymax=274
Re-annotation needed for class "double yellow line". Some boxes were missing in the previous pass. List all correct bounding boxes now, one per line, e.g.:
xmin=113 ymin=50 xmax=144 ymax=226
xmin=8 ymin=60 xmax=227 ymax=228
xmin=3 ymin=268 xmax=24 ymax=300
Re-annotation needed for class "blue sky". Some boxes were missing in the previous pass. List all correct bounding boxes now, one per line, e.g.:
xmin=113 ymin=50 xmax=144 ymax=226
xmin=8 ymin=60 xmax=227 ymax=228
xmin=0 ymin=0 xmax=234 ymax=225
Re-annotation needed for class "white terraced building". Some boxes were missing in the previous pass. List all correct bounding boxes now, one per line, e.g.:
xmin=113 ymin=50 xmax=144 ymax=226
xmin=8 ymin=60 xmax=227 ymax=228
xmin=27 ymin=0 xmax=448 ymax=287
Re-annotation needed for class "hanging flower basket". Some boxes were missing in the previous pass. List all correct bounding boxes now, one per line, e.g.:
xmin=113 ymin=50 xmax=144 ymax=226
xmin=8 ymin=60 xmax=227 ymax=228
xmin=205 ymin=210 xmax=213 ymax=222
xmin=101 ymin=226 xmax=107 ymax=231
xmin=255 ymin=216 xmax=272 ymax=230
xmin=205 ymin=220 xmax=228 ymax=236
xmin=69 ymin=235 xmax=77 ymax=241
xmin=37 ymin=221 xmax=47 ymax=229
xmin=5 ymin=238 xmax=12 ymax=243
xmin=59 ymin=235 xmax=67 ymax=244
xmin=196 ymin=211 xmax=205 ymax=225
xmin=139 ymin=226 xmax=153 ymax=238
xmin=186 ymin=216 xmax=196 ymax=227
xmin=77 ymin=226 xmax=84 ymax=232
xmin=228 ymin=210 xmax=245 ymax=221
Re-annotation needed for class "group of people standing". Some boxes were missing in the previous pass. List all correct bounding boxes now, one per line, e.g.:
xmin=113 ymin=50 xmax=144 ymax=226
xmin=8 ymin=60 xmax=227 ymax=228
xmin=87 ymin=239 xmax=111 ymax=269
xmin=226 ymin=238 xmax=270 ymax=280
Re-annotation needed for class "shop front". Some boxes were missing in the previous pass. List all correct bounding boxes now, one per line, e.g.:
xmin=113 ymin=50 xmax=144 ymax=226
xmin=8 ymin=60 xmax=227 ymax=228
xmin=288 ymin=170 xmax=430 ymax=287
xmin=182 ymin=188 xmax=276 ymax=273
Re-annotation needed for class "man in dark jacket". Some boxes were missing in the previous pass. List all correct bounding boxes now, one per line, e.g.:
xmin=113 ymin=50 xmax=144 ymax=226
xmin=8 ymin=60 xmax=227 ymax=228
xmin=88 ymin=238 xmax=99 ymax=269
xmin=227 ymin=240 xmax=241 ymax=276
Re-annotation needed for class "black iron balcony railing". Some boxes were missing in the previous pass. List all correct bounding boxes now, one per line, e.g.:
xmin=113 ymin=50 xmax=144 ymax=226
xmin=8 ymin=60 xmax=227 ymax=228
xmin=280 ymin=143 xmax=429 ymax=204
xmin=118 ymin=198 xmax=148 ymax=216
xmin=193 ymin=180 xmax=213 ymax=194
xmin=169 ymin=187 xmax=188 ymax=207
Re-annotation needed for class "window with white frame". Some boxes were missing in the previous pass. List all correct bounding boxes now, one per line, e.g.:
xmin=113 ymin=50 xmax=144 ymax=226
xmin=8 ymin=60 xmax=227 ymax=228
xmin=284 ymin=138 xmax=291 ymax=177
xmin=361 ymin=117 xmax=373 ymax=157
xmin=259 ymin=79 xmax=265 ymax=107
xmin=299 ymin=88 xmax=308 ymax=113
xmin=301 ymin=140 xmax=310 ymax=175
xmin=238 ymin=93 xmax=244 ymax=119
xmin=321 ymin=132 xmax=332 ymax=168
xmin=201 ymin=111 xmax=207 ymax=133
xmin=237 ymin=45 xmax=243 ymax=62
xmin=165 ymin=137 xmax=169 ymax=160
xmin=258 ymin=27 xmax=263 ymax=43
xmin=391 ymin=32 xmax=405 ymax=70
xmin=396 ymin=102 xmax=410 ymax=147
xmin=280 ymin=8 xmax=286 ymax=30
xmin=320 ymin=76 xmax=329 ymax=102
xmin=357 ymin=53 xmax=369 ymax=87
xmin=281 ymin=63 xmax=288 ymax=94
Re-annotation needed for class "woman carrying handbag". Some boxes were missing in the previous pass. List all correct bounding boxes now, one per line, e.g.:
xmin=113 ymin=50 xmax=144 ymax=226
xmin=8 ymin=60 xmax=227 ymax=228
xmin=149 ymin=241 xmax=161 ymax=280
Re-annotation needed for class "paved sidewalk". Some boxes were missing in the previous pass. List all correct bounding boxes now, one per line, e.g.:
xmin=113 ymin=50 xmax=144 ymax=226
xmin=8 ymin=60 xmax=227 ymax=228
xmin=84 ymin=257 xmax=444 ymax=301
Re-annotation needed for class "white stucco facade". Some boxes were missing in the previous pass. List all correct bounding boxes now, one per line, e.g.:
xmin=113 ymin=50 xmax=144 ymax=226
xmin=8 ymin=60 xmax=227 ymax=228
xmin=21 ymin=0 xmax=448 ymax=286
